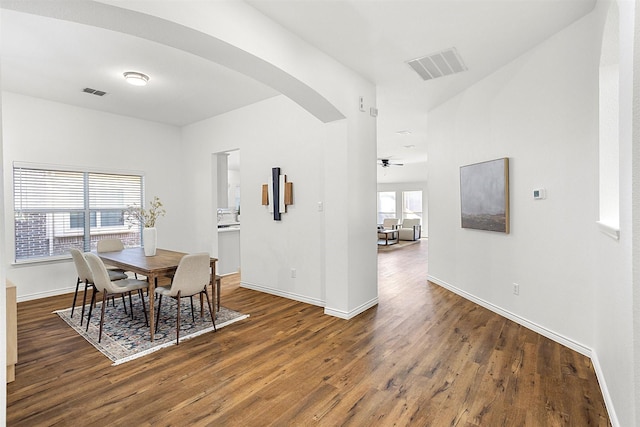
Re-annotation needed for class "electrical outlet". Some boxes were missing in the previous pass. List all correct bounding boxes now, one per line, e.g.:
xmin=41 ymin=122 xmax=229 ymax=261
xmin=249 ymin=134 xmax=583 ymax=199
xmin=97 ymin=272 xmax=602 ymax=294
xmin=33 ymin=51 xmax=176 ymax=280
xmin=513 ymin=283 xmax=520 ymax=296
xmin=291 ymin=268 xmax=296 ymax=278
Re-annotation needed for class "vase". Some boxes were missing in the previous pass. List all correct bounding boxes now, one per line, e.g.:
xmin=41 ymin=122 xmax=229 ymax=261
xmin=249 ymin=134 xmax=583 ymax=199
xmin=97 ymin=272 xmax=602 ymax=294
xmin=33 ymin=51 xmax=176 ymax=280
xmin=143 ymin=227 xmax=157 ymax=256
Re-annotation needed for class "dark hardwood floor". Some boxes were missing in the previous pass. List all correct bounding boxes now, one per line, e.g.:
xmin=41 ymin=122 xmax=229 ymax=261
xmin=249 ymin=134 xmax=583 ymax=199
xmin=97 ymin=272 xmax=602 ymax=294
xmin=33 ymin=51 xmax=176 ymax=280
xmin=7 ymin=240 xmax=610 ymax=426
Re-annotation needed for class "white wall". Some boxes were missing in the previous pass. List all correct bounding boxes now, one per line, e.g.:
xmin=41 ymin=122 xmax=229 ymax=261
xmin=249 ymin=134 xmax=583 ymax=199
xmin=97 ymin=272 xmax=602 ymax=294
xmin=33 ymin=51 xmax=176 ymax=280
xmin=428 ymin=3 xmax=636 ymax=425
xmin=181 ymin=95 xmax=327 ymax=306
xmin=2 ymin=92 xmax=183 ymax=300
xmin=426 ymin=0 xmax=600 ymax=378
xmin=593 ymin=1 xmax=637 ymax=426
xmin=0 ymin=75 xmax=7 ymax=424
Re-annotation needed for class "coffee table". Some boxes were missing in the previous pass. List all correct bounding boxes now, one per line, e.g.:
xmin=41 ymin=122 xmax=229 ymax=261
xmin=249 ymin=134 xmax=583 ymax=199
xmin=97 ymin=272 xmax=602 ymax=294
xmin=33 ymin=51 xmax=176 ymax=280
xmin=378 ymin=229 xmax=398 ymax=246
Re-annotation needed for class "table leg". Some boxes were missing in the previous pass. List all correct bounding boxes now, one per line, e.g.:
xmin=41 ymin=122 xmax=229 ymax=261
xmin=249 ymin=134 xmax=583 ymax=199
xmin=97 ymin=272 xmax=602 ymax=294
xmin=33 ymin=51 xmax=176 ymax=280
xmin=148 ymin=273 xmax=156 ymax=341
xmin=210 ymin=260 xmax=216 ymax=316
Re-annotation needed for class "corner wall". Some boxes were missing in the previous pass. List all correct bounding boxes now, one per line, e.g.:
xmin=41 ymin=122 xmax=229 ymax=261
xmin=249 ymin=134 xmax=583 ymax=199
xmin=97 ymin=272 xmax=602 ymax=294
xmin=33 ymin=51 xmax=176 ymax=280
xmin=427 ymin=4 xmax=636 ymax=425
xmin=426 ymin=0 xmax=600 ymax=378
xmin=181 ymin=95 xmax=328 ymax=306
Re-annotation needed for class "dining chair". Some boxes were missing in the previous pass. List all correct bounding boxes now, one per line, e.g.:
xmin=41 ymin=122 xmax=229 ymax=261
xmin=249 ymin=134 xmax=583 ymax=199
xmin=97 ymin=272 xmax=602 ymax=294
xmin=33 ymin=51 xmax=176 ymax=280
xmin=69 ymin=248 xmax=128 ymax=325
xmin=97 ymin=238 xmax=138 ymax=279
xmin=84 ymin=253 xmax=150 ymax=343
xmin=155 ymin=253 xmax=216 ymax=344
xmin=96 ymin=238 xmax=125 ymax=252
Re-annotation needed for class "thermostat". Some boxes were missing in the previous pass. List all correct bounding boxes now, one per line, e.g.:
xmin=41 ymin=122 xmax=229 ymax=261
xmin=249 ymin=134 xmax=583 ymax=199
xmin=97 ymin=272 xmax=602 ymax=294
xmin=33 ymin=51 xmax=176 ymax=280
xmin=533 ymin=188 xmax=546 ymax=200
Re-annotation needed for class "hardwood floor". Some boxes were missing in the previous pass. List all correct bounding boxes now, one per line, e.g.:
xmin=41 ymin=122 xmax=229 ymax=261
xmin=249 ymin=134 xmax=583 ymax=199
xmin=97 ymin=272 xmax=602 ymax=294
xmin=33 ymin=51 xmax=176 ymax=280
xmin=7 ymin=240 xmax=610 ymax=426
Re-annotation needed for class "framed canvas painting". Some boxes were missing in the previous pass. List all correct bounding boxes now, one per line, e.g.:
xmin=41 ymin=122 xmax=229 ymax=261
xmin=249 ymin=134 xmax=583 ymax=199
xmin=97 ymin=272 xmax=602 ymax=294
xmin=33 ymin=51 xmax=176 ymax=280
xmin=459 ymin=157 xmax=510 ymax=233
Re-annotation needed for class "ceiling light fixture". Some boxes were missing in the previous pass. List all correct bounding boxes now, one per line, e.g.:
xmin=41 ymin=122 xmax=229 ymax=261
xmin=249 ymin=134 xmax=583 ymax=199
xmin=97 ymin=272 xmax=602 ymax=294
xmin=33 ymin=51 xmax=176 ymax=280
xmin=123 ymin=71 xmax=149 ymax=86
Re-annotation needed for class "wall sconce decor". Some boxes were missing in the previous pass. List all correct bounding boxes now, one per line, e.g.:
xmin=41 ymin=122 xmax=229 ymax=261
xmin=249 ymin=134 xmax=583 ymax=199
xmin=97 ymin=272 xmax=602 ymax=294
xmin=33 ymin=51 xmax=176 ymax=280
xmin=261 ymin=167 xmax=293 ymax=221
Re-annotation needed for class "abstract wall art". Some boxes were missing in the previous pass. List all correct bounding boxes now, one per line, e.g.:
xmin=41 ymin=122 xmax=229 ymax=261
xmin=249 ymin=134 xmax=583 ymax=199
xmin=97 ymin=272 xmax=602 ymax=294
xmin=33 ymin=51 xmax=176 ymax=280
xmin=261 ymin=167 xmax=293 ymax=221
xmin=460 ymin=157 xmax=510 ymax=233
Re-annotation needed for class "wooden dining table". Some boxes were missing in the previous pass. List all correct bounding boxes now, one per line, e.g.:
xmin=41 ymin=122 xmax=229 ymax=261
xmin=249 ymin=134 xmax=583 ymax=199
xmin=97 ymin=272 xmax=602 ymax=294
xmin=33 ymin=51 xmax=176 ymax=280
xmin=96 ymin=248 xmax=218 ymax=341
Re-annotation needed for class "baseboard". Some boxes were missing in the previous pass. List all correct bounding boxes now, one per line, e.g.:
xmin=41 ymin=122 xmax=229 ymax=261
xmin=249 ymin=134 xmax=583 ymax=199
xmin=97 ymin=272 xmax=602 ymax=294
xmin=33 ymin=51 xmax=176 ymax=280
xmin=427 ymin=275 xmax=621 ymax=425
xmin=17 ymin=286 xmax=74 ymax=303
xmin=427 ymin=275 xmax=592 ymax=357
xmin=324 ymin=297 xmax=379 ymax=320
xmin=240 ymin=281 xmax=378 ymax=320
xmin=591 ymin=350 xmax=621 ymax=427
xmin=240 ymin=281 xmax=325 ymax=308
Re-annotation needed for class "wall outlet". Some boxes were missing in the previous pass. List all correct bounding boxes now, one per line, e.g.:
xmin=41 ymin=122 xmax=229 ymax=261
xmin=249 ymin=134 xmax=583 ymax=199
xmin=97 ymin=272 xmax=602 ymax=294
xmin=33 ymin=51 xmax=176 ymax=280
xmin=513 ymin=283 xmax=520 ymax=295
xmin=291 ymin=268 xmax=296 ymax=278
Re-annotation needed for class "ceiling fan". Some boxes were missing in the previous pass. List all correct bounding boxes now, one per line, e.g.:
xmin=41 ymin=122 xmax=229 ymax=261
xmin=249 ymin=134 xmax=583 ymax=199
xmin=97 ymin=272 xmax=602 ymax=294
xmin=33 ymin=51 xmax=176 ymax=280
xmin=378 ymin=158 xmax=404 ymax=168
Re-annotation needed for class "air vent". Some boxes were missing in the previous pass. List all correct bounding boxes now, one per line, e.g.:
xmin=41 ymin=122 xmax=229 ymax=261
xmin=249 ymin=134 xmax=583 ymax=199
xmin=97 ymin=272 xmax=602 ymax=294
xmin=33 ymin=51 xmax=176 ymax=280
xmin=407 ymin=47 xmax=467 ymax=81
xmin=82 ymin=87 xmax=107 ymax=96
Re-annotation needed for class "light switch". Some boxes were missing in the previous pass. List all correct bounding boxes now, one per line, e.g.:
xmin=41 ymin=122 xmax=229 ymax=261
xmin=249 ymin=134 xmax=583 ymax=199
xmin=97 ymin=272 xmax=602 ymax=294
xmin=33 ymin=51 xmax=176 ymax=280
xmin=533 ymin=188 xmax=546 ymax=200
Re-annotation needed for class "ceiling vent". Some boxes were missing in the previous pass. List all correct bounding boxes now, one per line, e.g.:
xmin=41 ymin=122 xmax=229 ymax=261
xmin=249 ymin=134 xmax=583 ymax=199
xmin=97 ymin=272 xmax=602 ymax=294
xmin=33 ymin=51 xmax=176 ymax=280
xmin=82 ymin=87 xmax=107 ymax=97
xmin=407 ymin=47 xmax=467 ymax=81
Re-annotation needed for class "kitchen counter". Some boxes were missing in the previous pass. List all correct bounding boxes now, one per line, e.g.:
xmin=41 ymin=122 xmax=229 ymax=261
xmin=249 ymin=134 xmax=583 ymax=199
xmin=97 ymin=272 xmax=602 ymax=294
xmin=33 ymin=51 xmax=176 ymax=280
xmin=218 ymin=224 xmax=240 ymax=275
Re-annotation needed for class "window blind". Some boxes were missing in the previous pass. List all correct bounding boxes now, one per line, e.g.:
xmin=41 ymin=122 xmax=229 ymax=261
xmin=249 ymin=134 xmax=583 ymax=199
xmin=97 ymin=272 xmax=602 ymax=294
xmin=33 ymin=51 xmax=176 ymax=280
xmin=13 ymin=165 xmax=143 ymax=262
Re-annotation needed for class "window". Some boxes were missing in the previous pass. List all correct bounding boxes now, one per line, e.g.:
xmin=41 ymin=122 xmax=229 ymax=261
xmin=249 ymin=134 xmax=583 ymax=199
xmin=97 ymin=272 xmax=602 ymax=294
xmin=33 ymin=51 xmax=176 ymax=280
xmin=598 ymin=2 xmax=620 ymax=238
xmin=69 ymin=211 xmax=96 ymax=229
xmin=13 ymin=164 xmax=143 ymax=262
xmin=402 ymin=191 xmax=423 ymax=222
xmin=377 ymin=191 xmax=396 ymax=224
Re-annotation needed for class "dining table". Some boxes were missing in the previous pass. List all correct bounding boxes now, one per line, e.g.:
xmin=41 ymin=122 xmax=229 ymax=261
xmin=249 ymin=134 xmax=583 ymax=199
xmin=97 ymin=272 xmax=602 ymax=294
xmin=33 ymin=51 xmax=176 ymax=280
xmin=96 ymin=247 xmax=218 ymax=341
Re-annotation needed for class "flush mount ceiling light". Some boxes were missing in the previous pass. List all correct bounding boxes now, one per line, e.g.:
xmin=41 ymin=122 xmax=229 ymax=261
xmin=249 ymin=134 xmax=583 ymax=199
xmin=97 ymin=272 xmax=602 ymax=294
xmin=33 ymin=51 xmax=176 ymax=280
xmin=123 ymin=71 xmax=149 ymax=86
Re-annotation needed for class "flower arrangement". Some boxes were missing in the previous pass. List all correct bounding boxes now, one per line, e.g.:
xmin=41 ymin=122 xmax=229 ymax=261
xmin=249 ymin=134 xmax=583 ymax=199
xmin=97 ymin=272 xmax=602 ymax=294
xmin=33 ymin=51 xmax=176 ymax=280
xmin=126 ymin=196 xmax=166 ymax=228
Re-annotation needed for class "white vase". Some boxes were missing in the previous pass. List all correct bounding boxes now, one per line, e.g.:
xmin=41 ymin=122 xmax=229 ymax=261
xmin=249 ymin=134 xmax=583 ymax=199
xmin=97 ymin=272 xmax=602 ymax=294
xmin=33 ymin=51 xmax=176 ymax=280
xmin=143 ymin=227 xmax=157 ymax=256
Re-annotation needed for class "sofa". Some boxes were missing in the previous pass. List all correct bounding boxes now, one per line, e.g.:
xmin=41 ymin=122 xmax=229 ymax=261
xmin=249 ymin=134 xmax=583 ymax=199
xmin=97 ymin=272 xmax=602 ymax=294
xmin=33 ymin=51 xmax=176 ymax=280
xmin=398 ymin=218 xmax=421 ymax=241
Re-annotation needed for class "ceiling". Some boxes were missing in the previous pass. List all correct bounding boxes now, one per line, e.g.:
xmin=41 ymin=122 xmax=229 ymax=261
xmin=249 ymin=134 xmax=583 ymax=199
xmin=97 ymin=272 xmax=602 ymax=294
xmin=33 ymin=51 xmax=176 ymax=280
xmin=0 ymin=0 xmax=596 ymax=183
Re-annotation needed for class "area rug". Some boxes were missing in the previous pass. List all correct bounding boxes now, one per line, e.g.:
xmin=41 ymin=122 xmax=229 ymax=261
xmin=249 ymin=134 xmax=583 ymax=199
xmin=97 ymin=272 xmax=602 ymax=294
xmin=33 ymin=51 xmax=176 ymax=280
xmin=377 ymin=239 xmax=421 ymax=251
xmin=55 ymin=293 xmax=249 ymax=365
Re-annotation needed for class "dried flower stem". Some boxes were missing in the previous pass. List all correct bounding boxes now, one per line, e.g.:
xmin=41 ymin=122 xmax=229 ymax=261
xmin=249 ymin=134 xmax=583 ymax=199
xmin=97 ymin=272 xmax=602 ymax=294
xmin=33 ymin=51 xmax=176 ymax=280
xmin=126 ymin=196 xmax=166 ymax=228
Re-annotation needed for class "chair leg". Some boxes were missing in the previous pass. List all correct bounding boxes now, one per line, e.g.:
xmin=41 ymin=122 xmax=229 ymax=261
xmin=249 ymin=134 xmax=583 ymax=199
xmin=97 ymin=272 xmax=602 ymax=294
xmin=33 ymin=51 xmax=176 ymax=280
xmin=176 ymin=291 xmax=181 ymax=345
xmin=189 ymin=296 xmax=196 ymax=323
xmin=86 ymin=287 xmax=97 ymax=332
xmin=121 ymin=294 xmax=128 ymax=315
xmin=203 ymin=289 xmax=216 ymax=332
xmin=128 ymin=292 xmax=134 ymax=319
xmin=71 ymin=277 xmax=81 ymax=317
xmin=80 ymin=282 xmax=91 ymax=326
xmin=98 ymin=291 xmax=108 ymax=343
xmin=139 ymin=289 xmax=148 ymax=327
xmin=155 ymin=295 xmax=163 ymax=333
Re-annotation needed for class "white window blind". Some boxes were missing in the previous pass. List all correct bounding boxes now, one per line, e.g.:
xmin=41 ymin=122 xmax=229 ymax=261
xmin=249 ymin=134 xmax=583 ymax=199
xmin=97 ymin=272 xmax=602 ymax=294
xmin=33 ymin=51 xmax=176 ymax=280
xmin=13 ymin=164 xmax=143 ymax=262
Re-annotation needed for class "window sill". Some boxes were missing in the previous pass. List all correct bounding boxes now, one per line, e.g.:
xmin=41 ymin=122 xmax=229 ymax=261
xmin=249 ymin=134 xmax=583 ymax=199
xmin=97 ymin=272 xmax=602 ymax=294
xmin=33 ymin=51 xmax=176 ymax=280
xmin=597 ymin=221 xmax=620 ymax=241
xmin=11 ymin=255 xmax=71 ymax=267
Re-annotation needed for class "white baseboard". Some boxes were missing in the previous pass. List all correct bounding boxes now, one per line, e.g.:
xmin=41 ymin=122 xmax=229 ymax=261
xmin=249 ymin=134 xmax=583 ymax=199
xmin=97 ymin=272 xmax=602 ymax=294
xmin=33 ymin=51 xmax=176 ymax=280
xmin=324 ymin=297 xmax=378 ymax=320
xmin=591 ymin=350 xmax=621 ymax=427
xmin=17 ymin=286 xmax=74 ymax=303
xmin=427 ymin=275 xmax=591 ymax=356
xmin=427 ymin=275 xmax=620 ymax=426
xmin=240 ymin=281 xmax=378 ymax=320
xmin=240 ymin=281 xmax=325 ymax=307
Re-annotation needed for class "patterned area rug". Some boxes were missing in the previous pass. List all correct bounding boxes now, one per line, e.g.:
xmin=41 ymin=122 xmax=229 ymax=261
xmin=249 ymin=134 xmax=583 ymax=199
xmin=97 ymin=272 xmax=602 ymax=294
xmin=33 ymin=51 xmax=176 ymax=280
xmin=56 ymin=293 xmax=249 ymax=365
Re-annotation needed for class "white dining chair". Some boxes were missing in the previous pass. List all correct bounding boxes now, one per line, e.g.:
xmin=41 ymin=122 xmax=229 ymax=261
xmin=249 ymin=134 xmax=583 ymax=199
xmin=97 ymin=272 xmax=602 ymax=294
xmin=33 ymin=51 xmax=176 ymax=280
xmin=85 ymin=253 xmax=150 ymax=343
xmin=69 ymin=248 xmax=127 ymax=326
xmin=154 ymin=253 xmax=216 ymax=344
